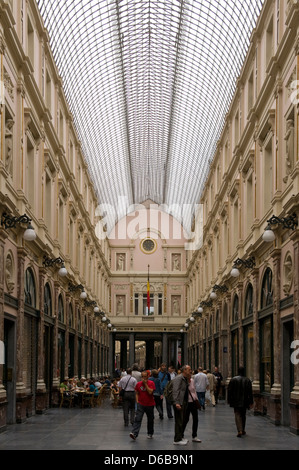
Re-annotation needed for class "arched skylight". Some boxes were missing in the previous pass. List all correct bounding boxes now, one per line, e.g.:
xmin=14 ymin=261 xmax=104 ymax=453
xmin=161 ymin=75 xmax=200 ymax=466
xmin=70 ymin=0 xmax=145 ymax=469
xmin=37 ymin=0 xmax=264 ymax=235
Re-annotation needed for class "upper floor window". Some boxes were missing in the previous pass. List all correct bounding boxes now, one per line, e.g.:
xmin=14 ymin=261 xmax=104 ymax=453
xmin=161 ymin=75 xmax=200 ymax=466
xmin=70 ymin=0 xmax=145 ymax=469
xmin=261 ymin=268 xmax=273 ymax=309
xmin=24 ymin=268 xmax=36 ymax=307
xmin=232 ymin=295 xmax=239 ymax=324
xmin=58 ymin=294 xmax=64 ymax=323
xmin=69 ymin=303 xmax=74 ymax=328
xmin=44 ymin=283 xmax=52 ymax=316
xmin=245 ymin=284 xmax=254 ymax=317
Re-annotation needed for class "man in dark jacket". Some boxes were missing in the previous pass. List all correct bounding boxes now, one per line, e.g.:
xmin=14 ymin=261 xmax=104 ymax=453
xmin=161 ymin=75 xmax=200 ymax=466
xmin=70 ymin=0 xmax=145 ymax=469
xmin=228 ymin=366 xmax=253 ymax=437
xmin=172 ymin=365 xmax=192 ymax=445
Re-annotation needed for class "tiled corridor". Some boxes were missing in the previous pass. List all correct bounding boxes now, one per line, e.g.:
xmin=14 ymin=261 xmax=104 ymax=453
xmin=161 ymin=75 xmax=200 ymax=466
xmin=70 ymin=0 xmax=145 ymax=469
xmin=0 ymin=398 xmax=298 ymax=451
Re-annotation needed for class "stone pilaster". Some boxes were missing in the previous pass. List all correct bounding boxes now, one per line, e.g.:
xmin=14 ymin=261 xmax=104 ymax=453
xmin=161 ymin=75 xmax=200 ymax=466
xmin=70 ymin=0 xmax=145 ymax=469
xmin=290 ymin=232 xmax=299 ymax=434
xmin=64 ymin=292 xmax=70 ymax=380
xmin=0 ymin=228 xmax=8 ymax=432
xmin=51 ymin=281 xmax=60 ymax=406
xmin=225 ymin=294 xmax=232 ymax=383
xmin=74 ymin=300 xmax=80 ymax=379
xmin=36 ymin=267 xmax=47 ymax=414
xmin=269 ymin=248 xmax=282 ymax=425
xmin=15 ymin=247 xmax=27 ymax=423
xmin=252 ymin=268 xmax=262 ymax=414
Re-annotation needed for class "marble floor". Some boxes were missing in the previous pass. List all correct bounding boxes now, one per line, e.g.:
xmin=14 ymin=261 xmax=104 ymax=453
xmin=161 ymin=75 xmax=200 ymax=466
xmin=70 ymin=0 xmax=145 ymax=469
xmin=0 ymin=398 xmax=298 ymax=451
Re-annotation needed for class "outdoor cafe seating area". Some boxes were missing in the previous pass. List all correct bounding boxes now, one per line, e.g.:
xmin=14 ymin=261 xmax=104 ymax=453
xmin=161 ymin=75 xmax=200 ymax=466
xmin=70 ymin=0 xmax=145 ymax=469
xmin=59 ymin=377 xmax=121 ymax=409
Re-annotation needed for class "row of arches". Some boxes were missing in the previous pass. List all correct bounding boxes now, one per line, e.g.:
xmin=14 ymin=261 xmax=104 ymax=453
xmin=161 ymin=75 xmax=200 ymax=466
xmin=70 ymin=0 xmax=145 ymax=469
xmin=24 ymin=267 xmax=106 ymax=338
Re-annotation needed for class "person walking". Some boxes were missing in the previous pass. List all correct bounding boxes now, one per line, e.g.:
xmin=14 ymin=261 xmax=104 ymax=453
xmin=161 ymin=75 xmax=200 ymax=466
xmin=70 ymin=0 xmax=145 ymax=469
xmin=194 ymin=367 xmax=209 ymax=410
xmin=131 ymin=364 xmax=142 ymax=382
xmin=149 ymin=370 xmax=164 ymax=419
xmin=118 ymin=369 xmax=137 ymax=427
xmin=213 ymin=366 xmax=223 ymax=404
xmin=228 ymin=366 xmax=253 ymax=438
xmin=182 ymin=374 xmax=202 ymax=443
xmin=130 ymin=370 xmax=156 ymax=441
xmin=172 ymin=364 xmax=192 ymax=446
xmin=158 ymin=363 xmax=173 ymax=419
xmin=168 ymin=365 xmax=177 ymax=380
xmin=206 ymin=370 xmax=216 ymax=407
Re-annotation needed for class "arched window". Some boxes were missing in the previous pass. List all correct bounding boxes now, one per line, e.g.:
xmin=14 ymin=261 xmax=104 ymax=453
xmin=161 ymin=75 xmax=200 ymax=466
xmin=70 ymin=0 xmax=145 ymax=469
xmin=261 ymin=268 xmax=273 ymax=309
xmin=44 ymin=283 xmax=52 ymax=316
xmin=58 ymin=294 xmax=64 ymax=323
xmin=216 ymin=310 xmax=220 ymax=332
xmin=24 ymin=268 xmax=36 ymax=307
xmin=69 ymin=303 xmax=74 ymax=328
xmin=84 ymin=316 xmax=88 ymax=335
xmin=245 ymin=283 xmax=253 ymax=317
xmin=223 ymin=303 xmax=228 ymax=329
xmin=232 ymin=295 xmax=239 ymax=324
xmin=77 ymin=308 xmax=82 ymax=333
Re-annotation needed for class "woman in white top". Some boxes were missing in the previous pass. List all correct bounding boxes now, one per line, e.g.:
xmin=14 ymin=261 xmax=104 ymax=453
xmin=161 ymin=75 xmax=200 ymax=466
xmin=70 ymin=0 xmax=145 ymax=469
xmin=182 ymin=377 xmax=202 ymax=443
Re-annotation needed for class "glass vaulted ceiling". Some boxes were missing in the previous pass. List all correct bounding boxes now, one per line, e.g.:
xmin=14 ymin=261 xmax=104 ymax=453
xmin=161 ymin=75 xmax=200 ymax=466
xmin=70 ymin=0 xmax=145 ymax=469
xmin=37 ymin=0 xmax=264 ymax=235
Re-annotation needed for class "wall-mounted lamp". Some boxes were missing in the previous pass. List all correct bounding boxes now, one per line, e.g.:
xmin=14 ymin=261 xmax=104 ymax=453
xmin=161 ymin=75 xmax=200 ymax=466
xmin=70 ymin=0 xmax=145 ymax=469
xmin=263 ymin=213 xmax=298 ymax=242
xmin=43 ymin=256 xmax=68 ymax=277
xmin=68 ymin=282 xmax=87 ymax=299
xmin=200 ymin=300 xmax=213 ymax=309
xmin=1 ymin=213 xmax=37 ymax=241
xmin=231 ymin=256 xmax=256 ymax=278
xmin=84 ymin=300 xmax=101 ymax=315
xmin=190 ymin=316 xmax=195 ymax=322
xmin=210 ymin=284 xmax=228 ymax=299
xmin=102 ymin=316 xmax=107 ymax=322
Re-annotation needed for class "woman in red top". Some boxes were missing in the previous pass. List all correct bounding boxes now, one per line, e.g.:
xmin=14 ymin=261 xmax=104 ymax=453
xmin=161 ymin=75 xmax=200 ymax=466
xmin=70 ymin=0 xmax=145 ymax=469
xmin=130 ymin=371 xmax=156 ymax=441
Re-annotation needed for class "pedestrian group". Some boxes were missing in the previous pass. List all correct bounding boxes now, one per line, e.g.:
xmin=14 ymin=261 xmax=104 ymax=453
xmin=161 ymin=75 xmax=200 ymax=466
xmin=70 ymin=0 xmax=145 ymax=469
xmin=114 ymin=362 xmax=252 ymax=445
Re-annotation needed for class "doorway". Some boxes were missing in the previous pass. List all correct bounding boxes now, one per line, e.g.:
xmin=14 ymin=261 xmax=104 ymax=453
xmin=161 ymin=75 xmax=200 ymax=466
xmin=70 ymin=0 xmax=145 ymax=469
xmin=4 ymin=318 xmax=16 ymax=424
xmin=44 ymin=324 xmax=53 ymax=407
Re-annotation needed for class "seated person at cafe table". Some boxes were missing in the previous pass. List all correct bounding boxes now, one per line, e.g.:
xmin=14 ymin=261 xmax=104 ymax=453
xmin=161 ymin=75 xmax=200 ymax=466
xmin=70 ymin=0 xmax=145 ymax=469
xmin=88 ymin=379 xmax=99 ymax=397
xmin=60 ymin=379 xmax=71 ymax=395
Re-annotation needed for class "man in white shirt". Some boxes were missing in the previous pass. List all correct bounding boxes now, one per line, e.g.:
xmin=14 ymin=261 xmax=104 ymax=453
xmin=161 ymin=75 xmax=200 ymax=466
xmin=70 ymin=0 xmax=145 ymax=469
xmin=119 ymin=369 xmax=137 ymax=426
xmin=193 ymin=367 xmax=209 ymax=410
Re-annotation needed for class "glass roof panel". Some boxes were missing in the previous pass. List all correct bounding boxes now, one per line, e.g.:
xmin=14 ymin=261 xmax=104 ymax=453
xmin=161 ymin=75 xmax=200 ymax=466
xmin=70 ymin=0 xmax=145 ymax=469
xmin=37 ymin=0 xmax=264 ymax=235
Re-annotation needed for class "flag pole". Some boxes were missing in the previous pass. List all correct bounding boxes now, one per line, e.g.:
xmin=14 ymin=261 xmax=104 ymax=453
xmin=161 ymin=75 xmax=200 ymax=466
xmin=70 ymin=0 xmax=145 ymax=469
xmin=147 ymin=265 xmax=150 ymax=315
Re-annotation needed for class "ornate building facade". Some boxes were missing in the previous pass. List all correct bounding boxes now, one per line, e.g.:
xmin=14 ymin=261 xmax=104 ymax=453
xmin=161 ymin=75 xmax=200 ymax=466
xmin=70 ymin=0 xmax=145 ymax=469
xmin=185 ymin=0 xmax=299 ymax=434
xmin=108 ymin=200 xmax=189 ymax=372
xmin=0 ymin=0 xmax=111 ymax=429
xmin=0 ymin=0 xmax=298 ymax=438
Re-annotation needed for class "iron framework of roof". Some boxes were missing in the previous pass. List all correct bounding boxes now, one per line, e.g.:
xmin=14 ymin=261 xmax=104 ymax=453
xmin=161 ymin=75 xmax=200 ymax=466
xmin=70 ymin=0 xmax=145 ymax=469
xmin=37 ymin=0 xmax=264 ymax=235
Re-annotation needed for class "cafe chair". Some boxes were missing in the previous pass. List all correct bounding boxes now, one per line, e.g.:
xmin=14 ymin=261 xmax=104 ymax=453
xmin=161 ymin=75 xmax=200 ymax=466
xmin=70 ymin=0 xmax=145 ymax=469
xmin=60 ymin=389 xmax=73 ymax=408
xmin=82 ymin=391 xmax=95 ymax=408
xmin=95 ymin=384 xmax=107 ymax=407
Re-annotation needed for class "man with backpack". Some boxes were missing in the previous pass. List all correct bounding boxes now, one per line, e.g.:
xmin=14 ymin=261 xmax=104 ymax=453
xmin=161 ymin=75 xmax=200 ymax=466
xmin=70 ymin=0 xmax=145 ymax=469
xmin=158 ymin=363 xmax=173 ymax=419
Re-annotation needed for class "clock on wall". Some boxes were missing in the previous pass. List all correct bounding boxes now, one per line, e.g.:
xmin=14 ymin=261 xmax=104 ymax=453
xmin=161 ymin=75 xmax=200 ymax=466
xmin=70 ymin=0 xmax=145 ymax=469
xmin=140 ymin=238 xmax=157 ymax=254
